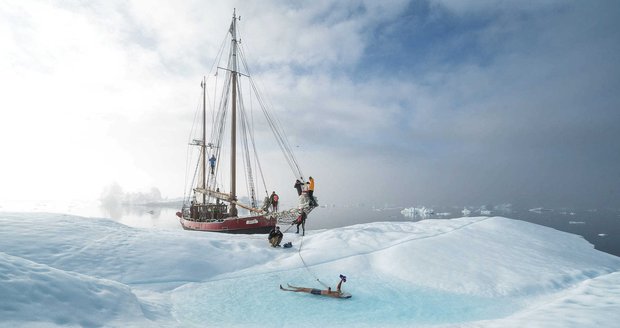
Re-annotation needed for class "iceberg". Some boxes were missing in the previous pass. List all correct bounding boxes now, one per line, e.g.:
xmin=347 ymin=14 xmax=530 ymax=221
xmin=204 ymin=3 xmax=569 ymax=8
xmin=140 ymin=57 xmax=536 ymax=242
xmin=529 ymin=207 xmax=553 ymax=213
xmin=401 ymin=206 xmax=434 ymax=218
xmin=462 ymin=207 xmax=472 ymax=216
xmin=1 ymin=213 xmax=619 ymax=327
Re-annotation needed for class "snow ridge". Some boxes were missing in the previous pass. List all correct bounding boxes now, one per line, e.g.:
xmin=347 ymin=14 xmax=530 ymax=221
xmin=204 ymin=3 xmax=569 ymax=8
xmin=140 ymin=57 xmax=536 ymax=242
xmin=1 ymin=213 xmax=619 ymax=327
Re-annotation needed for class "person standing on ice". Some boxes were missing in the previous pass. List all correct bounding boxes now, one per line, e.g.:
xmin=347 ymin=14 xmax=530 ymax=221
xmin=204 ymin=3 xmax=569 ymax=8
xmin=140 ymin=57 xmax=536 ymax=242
xmin=270 ymin=191 xmax=279 ymax=212
xmin=268 ymin=226 xmax=283 ymax=247
xmin=293 ymin=210 xmax=306 ymax=235
xmin=294 ymin=179 xmax=303 ymax=196
xmin=208 ymin=154 xmax=216 ymax=175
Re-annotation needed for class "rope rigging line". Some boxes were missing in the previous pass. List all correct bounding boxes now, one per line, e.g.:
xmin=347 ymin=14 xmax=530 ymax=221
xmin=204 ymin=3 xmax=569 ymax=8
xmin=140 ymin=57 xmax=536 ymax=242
xmin=205 ymin=68 xmax=231 ymax=203
xmin=183 ymin=90 xmax=208 ymax=205
xmin=237 ymin=88 xmax=258 ymax=207
xmin=248 ymin=66 xmax=304 ymax=179
xmin=296 ymin=234 xmax=330 ymax=289
xmin=249 ymin=74 xmax=304 ymax=180
xmin=204 ymin=26 xmax=230 ymax=204
xmin=186 ymin=153 xmax=202 ymax=205
xmin=249 ymin=93 xmax=269 ymax=198
xmin=278 ymin=212 xmax=328 ymax=288
xmin=186 ymin=30 xmax=228 ymax=206
xmin=240 ymin=74 xmax=269 ymax=199
xmin=236 ymin=27 xmax=270 ymax=196
xmin=236 ymin=43 xmax=305 ymax=180
xmin=241 ymin=125 xmax=256 ymax=206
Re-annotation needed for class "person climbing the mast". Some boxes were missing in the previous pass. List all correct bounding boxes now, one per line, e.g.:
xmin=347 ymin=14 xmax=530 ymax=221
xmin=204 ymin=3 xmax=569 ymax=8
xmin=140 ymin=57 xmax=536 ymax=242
xmin=280 ymin=274 xmax=350 ymax=299
xmin=208 ymin=154 xmax=216 ymax=175
xmin=270 ymin=191 xmax=279 ymax=212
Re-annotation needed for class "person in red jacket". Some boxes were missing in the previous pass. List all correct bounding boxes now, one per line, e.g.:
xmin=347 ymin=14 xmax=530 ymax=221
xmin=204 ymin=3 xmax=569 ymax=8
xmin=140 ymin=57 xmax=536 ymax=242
xmin=293 ymin=210 xmax=307 ymax=235
xmin=270 ymin=191 xmax=279 ymax=212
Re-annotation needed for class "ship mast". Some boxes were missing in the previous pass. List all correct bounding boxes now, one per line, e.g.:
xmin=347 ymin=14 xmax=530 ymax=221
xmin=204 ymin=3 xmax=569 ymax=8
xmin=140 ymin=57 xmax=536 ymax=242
xmin=201 ymin=76 xmax=207 ymax=205
xmin=229 ymin=9 xmax=239 ymax=216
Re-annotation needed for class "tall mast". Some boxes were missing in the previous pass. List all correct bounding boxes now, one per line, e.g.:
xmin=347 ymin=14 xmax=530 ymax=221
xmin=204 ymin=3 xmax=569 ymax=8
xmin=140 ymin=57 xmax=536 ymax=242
xmin=229 ymin=9 xmax=238 ymax=215
xmin=201 ymin=76 xmax=207 ymax=204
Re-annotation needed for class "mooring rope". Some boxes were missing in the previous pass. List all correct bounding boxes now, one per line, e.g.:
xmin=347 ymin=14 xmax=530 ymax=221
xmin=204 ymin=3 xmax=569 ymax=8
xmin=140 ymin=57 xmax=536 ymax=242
xmin=296 ymin=233 xmax=330 ymax=288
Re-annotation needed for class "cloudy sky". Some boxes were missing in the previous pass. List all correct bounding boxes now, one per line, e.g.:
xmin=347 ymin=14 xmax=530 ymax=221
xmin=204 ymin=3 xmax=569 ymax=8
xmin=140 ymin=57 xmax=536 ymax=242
xmin=1 ymin=0 xmax=618 ymax=208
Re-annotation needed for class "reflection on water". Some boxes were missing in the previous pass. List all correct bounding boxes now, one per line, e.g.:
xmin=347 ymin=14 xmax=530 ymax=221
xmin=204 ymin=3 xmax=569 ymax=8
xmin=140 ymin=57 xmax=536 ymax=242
xmin=100 ymin=201 xmax=181 ymax=229
xmin=0 ymin=199 xmax=182 ymax=230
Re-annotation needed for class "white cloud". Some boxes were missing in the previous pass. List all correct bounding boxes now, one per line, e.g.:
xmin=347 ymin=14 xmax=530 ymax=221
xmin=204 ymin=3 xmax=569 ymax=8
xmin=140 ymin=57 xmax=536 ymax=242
xmin=0 ymin=1 xmax=187 ymax=200
xmin=0 ymin=0 xmax=618 ymax=208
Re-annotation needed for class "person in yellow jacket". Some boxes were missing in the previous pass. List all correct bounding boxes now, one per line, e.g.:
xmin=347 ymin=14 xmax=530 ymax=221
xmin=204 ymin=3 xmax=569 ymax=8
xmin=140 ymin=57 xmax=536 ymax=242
xmin=308 ymin=176 xmax=316 ymax=206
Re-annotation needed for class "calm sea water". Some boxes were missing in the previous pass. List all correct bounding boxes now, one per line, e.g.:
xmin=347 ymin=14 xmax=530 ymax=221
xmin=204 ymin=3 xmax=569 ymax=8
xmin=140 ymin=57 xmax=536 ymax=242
xmin=2 ymin=200 xmax=618 ymax=257
xmin=310 ymin=205 xmax=620 ymax=257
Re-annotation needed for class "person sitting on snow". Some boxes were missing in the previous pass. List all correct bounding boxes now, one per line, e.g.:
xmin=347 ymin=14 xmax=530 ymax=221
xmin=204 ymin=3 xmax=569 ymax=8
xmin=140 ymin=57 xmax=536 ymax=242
xmin=268 ymin=226 xmax=283 ymax=247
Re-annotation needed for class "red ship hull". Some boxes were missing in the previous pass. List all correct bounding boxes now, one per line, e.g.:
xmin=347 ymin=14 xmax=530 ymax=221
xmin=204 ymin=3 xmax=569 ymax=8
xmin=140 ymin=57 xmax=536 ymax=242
xmin=179 ymin=215 xmax=276 ymax=234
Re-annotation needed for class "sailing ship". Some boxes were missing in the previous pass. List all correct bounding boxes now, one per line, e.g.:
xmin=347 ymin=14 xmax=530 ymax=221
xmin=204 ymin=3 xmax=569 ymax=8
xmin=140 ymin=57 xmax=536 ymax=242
xmin=176 ymin=10 xmax=316 ymax=233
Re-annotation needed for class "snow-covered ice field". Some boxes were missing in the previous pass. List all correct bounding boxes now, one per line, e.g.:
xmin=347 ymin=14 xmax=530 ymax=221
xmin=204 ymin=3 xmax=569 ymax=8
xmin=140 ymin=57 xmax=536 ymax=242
xmin=1 ymin=213 xmax=619 ymax=327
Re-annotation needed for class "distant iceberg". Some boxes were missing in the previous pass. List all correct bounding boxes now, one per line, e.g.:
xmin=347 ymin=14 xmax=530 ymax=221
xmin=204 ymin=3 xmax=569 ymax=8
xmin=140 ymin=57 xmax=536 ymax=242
xmin=401 ymin=206 xmax=434 ymax=218
xmin=478 ymin=206 xmax=492 ymax=215
xmin=529 ymin=207 xmax=553 ymax=213
xmin=462 ymin=207 xmax=472 ymax=216
xmin=560 ymin=211 xmax=577 ymax=216
xmin=493 ymin=203 xmax=513 ymax=213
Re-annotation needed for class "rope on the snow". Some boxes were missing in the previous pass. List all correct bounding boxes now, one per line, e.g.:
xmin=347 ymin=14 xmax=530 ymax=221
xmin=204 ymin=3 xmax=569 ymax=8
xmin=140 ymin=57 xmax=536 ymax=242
xmin=282 ymin=223 xmax=295 ymax=234
xmin=297 ymin=233 xmax=330 ymax=289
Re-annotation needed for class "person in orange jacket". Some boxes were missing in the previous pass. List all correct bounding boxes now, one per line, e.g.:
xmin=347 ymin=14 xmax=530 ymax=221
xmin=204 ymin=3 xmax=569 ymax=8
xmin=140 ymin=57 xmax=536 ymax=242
xmin=308 ymin=176 xmax=316 ymax=206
